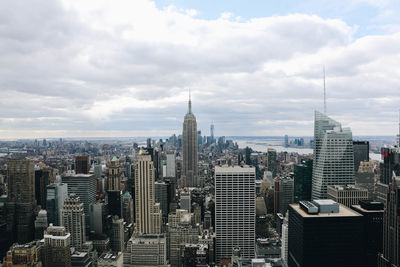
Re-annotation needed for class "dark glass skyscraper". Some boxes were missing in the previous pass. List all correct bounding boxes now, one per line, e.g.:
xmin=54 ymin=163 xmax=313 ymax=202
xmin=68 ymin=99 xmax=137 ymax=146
xmin=353 ymin=141 xmax=369 ymax=172
xmin=294 ymin=159 xmax=313 ymax=203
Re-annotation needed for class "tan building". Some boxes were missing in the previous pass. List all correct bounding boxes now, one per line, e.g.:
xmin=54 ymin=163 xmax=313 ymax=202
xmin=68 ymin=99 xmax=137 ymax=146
xmin=108 ymin=157 xmax=121 ymax=191
xmin=61 ymin=194 xmax=86 ymax=249
xmin=327 ymin=185 xmax=368 ymax=207
xmin=124 ymin=234 xmax=168 ymax=267
xmin=43 ymin=224 xmax=71 ymax=267
xmin=135 ymin=153 xmax=161 ymax=234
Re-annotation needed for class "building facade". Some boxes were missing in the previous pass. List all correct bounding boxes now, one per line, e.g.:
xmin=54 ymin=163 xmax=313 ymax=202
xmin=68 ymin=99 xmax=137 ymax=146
xmin=215 ymin=166 xmax=256 ymax=261
xmin=61 ymin=194 xmax=86 ymax=249
xmin=311 ymin=111 xmax=355 ymax=199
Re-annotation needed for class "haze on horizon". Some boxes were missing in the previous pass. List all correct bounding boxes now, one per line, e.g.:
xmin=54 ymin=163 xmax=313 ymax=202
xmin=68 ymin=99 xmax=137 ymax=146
xmin=0 ymin=0 xmax=399 ymax=139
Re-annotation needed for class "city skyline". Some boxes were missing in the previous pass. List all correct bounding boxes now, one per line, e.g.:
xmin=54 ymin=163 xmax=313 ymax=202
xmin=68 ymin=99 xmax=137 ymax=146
xmin=1 ymin=0 xmax=400 ymax=139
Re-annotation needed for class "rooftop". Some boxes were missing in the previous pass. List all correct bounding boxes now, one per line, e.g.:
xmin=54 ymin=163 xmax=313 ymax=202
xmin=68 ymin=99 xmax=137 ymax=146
xmin=215 ymin=165 xmax=255 ymax=173
xmin=290 ymin=203 xmax=362 ymax=218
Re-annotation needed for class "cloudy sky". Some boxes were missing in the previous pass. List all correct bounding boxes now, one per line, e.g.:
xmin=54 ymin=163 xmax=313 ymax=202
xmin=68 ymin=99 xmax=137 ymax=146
xmin=0 ymin=0 xmax=399 ymax=139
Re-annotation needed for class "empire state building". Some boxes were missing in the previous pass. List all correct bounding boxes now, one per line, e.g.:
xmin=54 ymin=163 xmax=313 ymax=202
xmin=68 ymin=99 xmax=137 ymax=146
xmin=182 ymin=93 xmax=198 ymax=187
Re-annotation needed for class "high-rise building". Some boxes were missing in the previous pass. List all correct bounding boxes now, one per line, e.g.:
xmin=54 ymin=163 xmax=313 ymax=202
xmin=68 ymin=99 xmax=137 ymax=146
xmin=377 ymin=147 xmax=400 ymax=206
xmin=180 ymin=190 xmax=191 ymax=212
xmin=293 ymin=159 xmax=313 ymax=203
xmin=34 ymin=209 xmax=48 ymax=240
xmin=311 ymin=111 xmax=355 ymax=200
xmin=43 ymin=224 xmax=71 ymax=267
xmin=284 ymin=135 xmax=289 ymax=148
xmin=378 ymin=174 xmax=400 ymax=267
xmin=355 ymin=161 xmax=375 ymax=199
xmin=275 ymin=177 xmax=294 ymax=215
xmin=5 ymin=158 xmax=36 ymax=244
xmin=168 ymin=224 xmax=199 ymax=267
xmin=46 ymin=183 xmax=68 ymax=226
xmin=122 ymin=192 xmax=134 ymax=225
xmin=166 ymin=152 xmax=176 ymax=178
xmin=108 ymin=157 xmax=120 ymax=191
xmin=75 ymin=155 xmax=90 ymax=174
xmin=327 ymin=185 xmax=368 ymax=207
xmin=107 ymin=190 xmax=122 ymax=218
xmin=109 ymin=216 xmax=124 ymax=252
xmin=61 ymin=194 xmax=86 ymax=249
xmin=353 ymin=141 xmax=369 ymax=172
xmin=62 ymin=174 xmax=96 ymax=230
xmin=215 ymin=166 xmax=256 ymax=261
xmin=351 ymin=200 xmax=384 ymax=267
xmin=155 ymin=181 xmax=169 ymax=220
xmin=210 ymin=123 xmax=214 ymax=144
xmin=182 ymin=93 xmax=198 ymax=187
xmin=89 ymin=202 xmax=106 ymax=235
xmin=135 ymin=153 xmax=157 ymax=234
xmin=35 ymin=167 xmax=52 ymax=209
xmin=267 ymin=148 xmax=277 ymax=177
xmin=288 ymin=200 xmax=364 ymax=267
xmin=124 ymin=234 xmax=168 ymax=267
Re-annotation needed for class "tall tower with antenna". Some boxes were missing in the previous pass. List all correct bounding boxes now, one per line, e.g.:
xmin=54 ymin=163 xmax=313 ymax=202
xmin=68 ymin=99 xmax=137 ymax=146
xmin=397 ymin=109 xmax=400 ymax=147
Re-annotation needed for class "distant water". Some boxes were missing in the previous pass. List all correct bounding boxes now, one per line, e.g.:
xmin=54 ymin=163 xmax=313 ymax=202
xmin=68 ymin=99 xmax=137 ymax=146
xmin=233 ymin=138 xmax=382 ymax=162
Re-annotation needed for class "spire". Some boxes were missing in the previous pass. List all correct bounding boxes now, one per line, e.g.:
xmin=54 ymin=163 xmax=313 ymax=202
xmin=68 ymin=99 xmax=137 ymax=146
xmin=188 ymin=88 xmax=192 ymax=114
xmin=398 ymin=109 xmax=400 ymax=147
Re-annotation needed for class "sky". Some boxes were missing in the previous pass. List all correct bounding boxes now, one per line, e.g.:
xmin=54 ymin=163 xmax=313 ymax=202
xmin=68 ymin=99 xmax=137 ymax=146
xmin=0 ymin=0 xmax=400 ymax=139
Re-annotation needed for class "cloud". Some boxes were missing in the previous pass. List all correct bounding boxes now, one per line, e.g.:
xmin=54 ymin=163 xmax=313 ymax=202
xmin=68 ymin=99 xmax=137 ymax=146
xmin=0 ymin=0 xmax=399 ymax=139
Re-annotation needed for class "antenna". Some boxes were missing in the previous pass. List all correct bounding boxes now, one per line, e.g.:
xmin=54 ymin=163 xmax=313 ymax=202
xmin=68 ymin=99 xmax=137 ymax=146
xmin=323 ymin=65 xmax=327 ymax=115
xmin=398 ymin=109 xmax=400 ymax=146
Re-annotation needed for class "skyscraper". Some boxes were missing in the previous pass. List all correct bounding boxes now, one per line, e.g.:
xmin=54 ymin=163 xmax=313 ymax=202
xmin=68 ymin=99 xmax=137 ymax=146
xmin=215 ymin=166 xmax=256 ymax=261
xmin=182 ymin=93 xmax=198 ymax=187
xmin=378 ymin=173 xmax=400 ymax=266
xmin=288 ymin=200 xmax=364 ymax=267
xmin=61 ymin=194 xmax=86 ymax=249
xmin=166 ymin=152 xmax=176 ymax=178
xmin=43 ymin=224 xmax=71 ymax=267
xmin=311 ymin=111 xmax=355 ymax=199
xmin=46 ymin=182 xmax=68 ymax=226
xmin=62 ymin=174 xmax=96 ymax=230
xmin=353 ymin=141 xmax=369 ymax=172
xmin=293 ymin=159 xmax=313 ymax=203
xmin=267 ymin=148 xmax=277 ymax=177
xmin=75 ymin=155 xmax=90 ymax=174
xmin=108 ymin=157 xmax=120 ymax=191
xmin=135 ymin=152 xmax=160 ymax=234
xmin=5 ymin=158 xmax=36 ymax=244
xmin=377 ymin=147 xmax=400 ymax=206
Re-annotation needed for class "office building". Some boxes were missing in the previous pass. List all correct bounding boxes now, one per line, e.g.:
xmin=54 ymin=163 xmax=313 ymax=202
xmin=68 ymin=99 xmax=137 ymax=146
xmin=377 ymin=147 xmax=400 ymax=206
xmin=166 ymin=152 xmax=176 ymax=178
xmin=46 ymin=183 xmax=68 ymax=226
xmin=355 ymin=161 xmax=375 ymax=199
xmin=293 ymin=159 xmax=313 ymax=203
xmin=124 ymin=234 xmax=168 ymax=267
xmin=62 ymin=174 xmax=96 ymax=230
xmin=288 ymin=200 xmax=364 ymax=267
xmin=108 ymin=157 xmax=121 ymax=191
xmin=35 ymin=167 xmax=52 ymax=209
xmin=43 ymin=224 xmax=71 ymax=267
xmin=182 ymin=93 xmax=198 ymax=187
xmin=135 ymin=153 xmax=157 ymax=234
xmin=180 ymin=190 xmax=191 ymax=212
xmin=61 ymin=194 xmax=86 ymax=249
xmin=89 ymin=202 xmax=106 ymax=235
xmin=122 ymin=192 xmax=134 ymax=225
xmin=378 ymin=174 xmax=400 ymax=267
xmin=311 ymin=111 xmax=355 ymax=199
xmin=34 ymin=209 xmax=48 ymax=239
xmin=351 ymin=201 xmax=384 ymax=267
xmin=155 ymin=182 xmax=169 ymax=219
xmin=75 ymin=155 xmax=90 ymax=174
xmin=5 ymin=158 xmax=36 ymax=244
xmin=110 ymin=216 xmax=124 ymax=252
xmin=215 ymin=166 xmax=256 ymax=261
xmin=107 ymin=190 xmax=122 ymax=218
xmin=2 ymin=241 xmax=42 ymax=267
xmin=327 ymin=185 xmax=368 ymax=208
xmin=267 ymin=148 xmax=277 ymax=177
xmin=274 ymin=177 xmax=294 ymax=215
xmin=353 ymin=141 xmax=369 ymax=172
